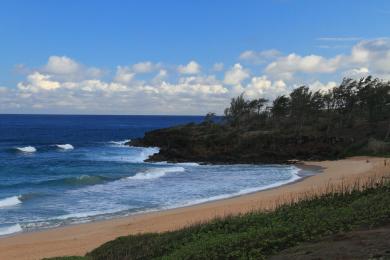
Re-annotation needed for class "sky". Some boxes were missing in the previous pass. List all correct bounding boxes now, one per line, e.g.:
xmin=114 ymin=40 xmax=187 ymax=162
xmin=1 ymin=0 xmax=390 ymax=115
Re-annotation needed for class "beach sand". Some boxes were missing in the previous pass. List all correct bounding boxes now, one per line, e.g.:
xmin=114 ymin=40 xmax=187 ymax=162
xmin=0 ymin=156 xmax=389 ymax=260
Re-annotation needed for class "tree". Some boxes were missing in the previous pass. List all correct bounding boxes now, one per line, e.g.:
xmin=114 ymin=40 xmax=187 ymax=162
xmin=203 ymin=112 xmax=216 ymax=125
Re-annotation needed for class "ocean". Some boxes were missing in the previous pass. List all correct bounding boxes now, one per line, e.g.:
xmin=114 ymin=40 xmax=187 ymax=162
xmin=0 ymin=115 xmax=300 ymax=236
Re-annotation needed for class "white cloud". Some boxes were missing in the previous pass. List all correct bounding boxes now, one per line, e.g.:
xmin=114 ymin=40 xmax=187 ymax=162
xmin=132 ymin=61 xmax=157 ymax=73
xmin=239 ymin=49 xmax=281 ymax=64
xmin=178 ymin=61 xmax=201 ymax=74
xmin=152 ymin=69 xmax=168 ymax=82
xmin=223 ymin=63 xmax=250 ymax=85
xmin=143 ymin=75 xmax=227 ymax=96
xmin=42 ymin=56 xmax=104 ymax=80
xmin=344 ymin=67 xmax=370 ymax=77
xmin=266 ymin=53 xmax=343 ymax=76
xmin=6 ymin=39 xmax=390 ymax=115
xmin=350 ymin=39 xmax=390 ymax=73
xmin=243 ymin=76 xmax=287 ymax=99
xmin=18 ymin=72 xmax=61 ymax=92
xmin=114 ymin=66 xmax=136 ymax=84
xmin=44 ymin=56 xmax=80 ymax=75
xmin=308 ymin=81 xmax=338 ymax=93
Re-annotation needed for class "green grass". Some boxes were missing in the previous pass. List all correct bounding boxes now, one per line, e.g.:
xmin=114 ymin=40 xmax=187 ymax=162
xmin=47 ymin=178 xmax=390 ymax=260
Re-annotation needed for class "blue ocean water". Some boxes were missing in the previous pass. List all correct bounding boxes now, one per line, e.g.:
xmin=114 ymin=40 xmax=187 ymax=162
xmin=0 ymin=115 xmax=300 ymax=236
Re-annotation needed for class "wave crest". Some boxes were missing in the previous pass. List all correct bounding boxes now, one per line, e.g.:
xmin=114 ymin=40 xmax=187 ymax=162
xmin=56 ymin=144 xmax=74 ymax=150
xmin=0 ymin=196 xmax=22 ymax=208
xmin=127 ymin=166 xmax=185 ymax=180
xmin=16 ymin=146 xmax=36 ymax=153
xmin=109 ymin=139 xmax=131 ymax=147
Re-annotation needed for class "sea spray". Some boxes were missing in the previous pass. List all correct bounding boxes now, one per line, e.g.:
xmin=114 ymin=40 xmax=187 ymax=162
xmin=109 ymin=139 xmax=131 ymax=147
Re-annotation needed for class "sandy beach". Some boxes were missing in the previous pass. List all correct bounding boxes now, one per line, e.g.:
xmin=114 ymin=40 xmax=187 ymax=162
xmin=0 ymin=156 xmax=389 ymax=260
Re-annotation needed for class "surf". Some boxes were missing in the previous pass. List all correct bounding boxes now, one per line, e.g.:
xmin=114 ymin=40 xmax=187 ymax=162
xmin=0 ymin=224 xmax=22 ymax=236
xmin=0 ymin=196 xmax=22 ymax=208
xmin=127 ymin=166 xmax=185 ymax=180
xmin=56 ymin=144 xmax=74 ymax=150
xmin=16 ymin=146 xmax=36 ymax=153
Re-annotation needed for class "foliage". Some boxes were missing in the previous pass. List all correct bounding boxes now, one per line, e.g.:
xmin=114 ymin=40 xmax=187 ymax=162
xmin=134 ymin=76 xmax=390 ymax=163
xmin=224 ymin=76 xmax=390 ymax=138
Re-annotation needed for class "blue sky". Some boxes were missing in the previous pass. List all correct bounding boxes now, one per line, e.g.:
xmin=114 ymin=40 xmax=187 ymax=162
xmin=1 ymin=0 xmax=390 ymax=114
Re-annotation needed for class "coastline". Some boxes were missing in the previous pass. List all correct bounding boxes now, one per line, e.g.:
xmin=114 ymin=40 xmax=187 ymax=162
xmin=0 ymin=156 xmax=388 ymax=260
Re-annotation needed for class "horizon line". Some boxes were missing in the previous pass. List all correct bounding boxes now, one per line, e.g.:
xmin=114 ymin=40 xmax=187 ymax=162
xmin=0 ymin=113 xmax=215 ymax=117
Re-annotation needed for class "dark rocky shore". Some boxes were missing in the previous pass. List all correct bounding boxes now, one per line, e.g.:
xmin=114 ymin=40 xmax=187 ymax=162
xmin=127 ymin=123 xmax=372 ymax=164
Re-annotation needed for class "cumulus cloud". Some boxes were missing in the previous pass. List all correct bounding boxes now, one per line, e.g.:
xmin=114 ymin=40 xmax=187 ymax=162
xmin=178 ymin=61 xmax=201 ymax=74
xmin=114 ymin=66 xmax=136 ymax=84
xmin=223 ymin=63 xmax=250 ymax=85
xmin=132 ymin=61 xmax=158 ymax=73
xmin=266 ymin=38 xmax=390 ymax=80
xmin=266 ymin=53 xmax=343 ymax=76
xmin=142 ymin=76 xmax=228 ymax=96
xmin=243 ymin=76 xmax=287 ymax=99
xmin=308 ymin=81 xmax=338 ymax=92
xmin=42 ymin=56 xmax=104 ymax=80
xmin=350 ymin=39 xmax=390 ymax=74
xmin=344 ymin=67 xmax=370 ymax=78
xmin=18 ymin=72 xmax=61 ymax=92
xmin=239 ymin=49 xmax=281 ymax=64
xmin=4 ymin=38 xmax=390 ymax=115
xmin=44 ymin=56 xmax=80 ymax=74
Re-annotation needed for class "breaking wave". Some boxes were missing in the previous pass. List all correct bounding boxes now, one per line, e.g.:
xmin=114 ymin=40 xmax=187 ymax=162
xmin=127 ymin=166 xmax=185 ymax=180
xmin=109 ymin=139 xmax=131 ymax=147
xmin=16 ymin=146 xmax=36 ymax=153
xmin=56 ymin=144 xmax=74 ymax=150
xmin=0 ymin=195 xmax=22 ymax=208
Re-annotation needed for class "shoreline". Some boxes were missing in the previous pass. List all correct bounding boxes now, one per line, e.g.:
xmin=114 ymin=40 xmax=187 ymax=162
xmin=0 ymin=156 xmax=388 ymax=260
xmin=0 ymin=163 xmax=314 ymax=238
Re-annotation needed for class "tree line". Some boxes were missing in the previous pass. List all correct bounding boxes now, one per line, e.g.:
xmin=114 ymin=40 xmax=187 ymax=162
xmin=220 ymin=76 xmax=390 ymax=140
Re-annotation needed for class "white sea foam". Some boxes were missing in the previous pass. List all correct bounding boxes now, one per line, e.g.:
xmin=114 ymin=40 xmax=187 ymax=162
xmin=109 ymin=139 xmax=131 ymax=147
xmin=131 ymin=147 xmax=160 ymax=162
xmin=0 ymin=196 xmax=22 ymax=208
xmin=56 ymin=144 xmax=74 ymax=150
xmin=56 ymin=208 xmax=127 ymax=220
xmin=0 ymin=224 xmax=22 ymax=236
xmin=175 ymin=162 xmax=200 ymax=167
xmin=180 ymin=168 xmax=301 ymax=206
xmin=127 ymin=166 xmax=185 ymax=180
xmin=16 ymin=146 xmax=36 ymax=153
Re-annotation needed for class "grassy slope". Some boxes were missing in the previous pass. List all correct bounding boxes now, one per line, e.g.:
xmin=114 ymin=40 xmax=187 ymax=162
xmin=47 ymin=180 xmax=390 ymax=260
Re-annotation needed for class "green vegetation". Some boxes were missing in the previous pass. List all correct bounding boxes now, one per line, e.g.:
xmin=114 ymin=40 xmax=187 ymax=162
xmin=48 ymin=177 xmax=390 ymax=260
xmin=131 ymin=76 xmax=390 ymax=163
